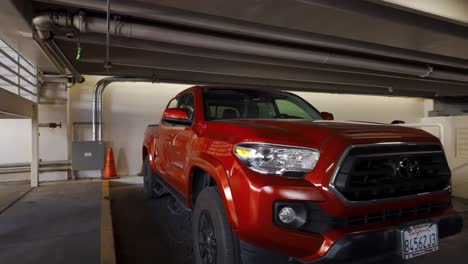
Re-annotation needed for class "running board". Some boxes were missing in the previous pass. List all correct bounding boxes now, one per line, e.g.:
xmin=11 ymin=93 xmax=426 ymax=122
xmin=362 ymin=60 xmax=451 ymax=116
xmin=152 ymin=181 xmax=168 ymax=197
xmin=154 ymin=174 xmax=191 ymax=213
xmin=168 ymin=198 xmax=188 ymax=215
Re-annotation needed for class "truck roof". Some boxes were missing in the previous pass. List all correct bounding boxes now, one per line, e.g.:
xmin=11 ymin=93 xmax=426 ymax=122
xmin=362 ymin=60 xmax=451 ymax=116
xmin=176 ymin=85 xmax=294 ymax=97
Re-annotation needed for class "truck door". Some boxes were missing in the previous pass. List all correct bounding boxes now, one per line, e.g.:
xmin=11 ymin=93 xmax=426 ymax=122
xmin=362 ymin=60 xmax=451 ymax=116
xmin=166 ymin=92 xmax=196 ymax=194
xmin=161 ymin=92 xmax=194 ymax=193
xmin=157 ymin=97 xmax=180 ymax=182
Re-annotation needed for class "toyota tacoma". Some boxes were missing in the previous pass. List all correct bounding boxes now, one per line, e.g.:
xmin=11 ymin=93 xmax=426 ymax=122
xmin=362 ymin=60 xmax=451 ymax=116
xmin=142 ymin=86 xmax=463 ymax=264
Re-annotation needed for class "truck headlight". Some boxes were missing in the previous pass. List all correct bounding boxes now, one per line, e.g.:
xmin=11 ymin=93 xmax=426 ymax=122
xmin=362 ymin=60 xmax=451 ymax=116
xmin=234 ymin=143 xmax=320 ymax=177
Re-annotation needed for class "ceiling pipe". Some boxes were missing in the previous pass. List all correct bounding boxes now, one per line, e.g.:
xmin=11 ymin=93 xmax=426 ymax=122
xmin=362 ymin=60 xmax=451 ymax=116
xmin=32 ymin=13 xmax=85 ymax=83
xmin=54 ymin=34 xmax=468 ymax=88
xmin=92 ymin=77 xmax=156 ymax=141
xmin=32 ymin=12 xmax=468 ymax=84
xmin=32 ymin=0 xmax=468 ymax=70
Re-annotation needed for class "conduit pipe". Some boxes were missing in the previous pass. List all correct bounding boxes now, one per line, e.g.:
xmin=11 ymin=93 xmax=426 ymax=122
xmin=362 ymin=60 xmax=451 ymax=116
xmin=92 ymin=77 xmax=155 ymax=141
xmin=32 ymin=12 xmax=468 ymax=83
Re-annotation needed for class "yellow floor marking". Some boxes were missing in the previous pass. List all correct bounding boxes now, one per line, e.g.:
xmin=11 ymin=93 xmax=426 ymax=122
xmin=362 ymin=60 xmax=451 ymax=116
xmin=101 ymin=180 xmax=116 ymax=264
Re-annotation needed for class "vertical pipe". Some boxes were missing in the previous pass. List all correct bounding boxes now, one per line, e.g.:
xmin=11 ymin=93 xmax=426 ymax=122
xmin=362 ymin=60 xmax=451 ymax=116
xmin=97 ymin=80 xmax=111 ymax=141
xmin=92 ymin=79 xmax=105 ymax=141
xmin=31 ymin=104 xmax=39 ymax=187
xmin=106 ymin=0 xmax=111 ymax=72
xmin=66 ymin=84 xmax=74 ymax=179
xmin=92 ymin=83 xmax=98 ymax=141
xmin=91 ymin=77 xmax=155 ymax=142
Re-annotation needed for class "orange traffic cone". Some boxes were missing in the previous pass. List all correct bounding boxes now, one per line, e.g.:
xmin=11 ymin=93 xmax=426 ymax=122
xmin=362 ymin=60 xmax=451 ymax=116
xmin=103 ymin=147 xmax=118 ymax=179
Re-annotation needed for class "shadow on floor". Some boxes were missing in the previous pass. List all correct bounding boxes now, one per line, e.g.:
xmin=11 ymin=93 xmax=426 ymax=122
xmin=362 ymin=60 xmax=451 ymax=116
xmin=110 ymin=179 xmax=468 ymax=264
xmin=110 ymin=180 xmax=193 ymax=264
xmin=0 ymin=180 xmax=101 ymax=264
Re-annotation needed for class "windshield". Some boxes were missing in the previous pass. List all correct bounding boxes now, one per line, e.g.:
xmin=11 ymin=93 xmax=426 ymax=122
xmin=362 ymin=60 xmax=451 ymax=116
xmin=204 ymin=89 xmax=323 ymax=121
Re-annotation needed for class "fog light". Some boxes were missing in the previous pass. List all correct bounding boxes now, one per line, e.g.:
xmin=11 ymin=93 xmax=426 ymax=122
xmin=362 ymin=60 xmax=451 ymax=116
xmin=279 ymin=207 xmax=296 ymax=224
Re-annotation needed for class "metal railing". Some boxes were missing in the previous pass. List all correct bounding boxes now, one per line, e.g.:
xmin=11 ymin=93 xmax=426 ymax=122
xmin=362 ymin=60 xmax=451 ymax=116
xmin=0 ymin=160 xmax=71 ymax=175
xmin=0 ymin=39 xmax=38 ymax=102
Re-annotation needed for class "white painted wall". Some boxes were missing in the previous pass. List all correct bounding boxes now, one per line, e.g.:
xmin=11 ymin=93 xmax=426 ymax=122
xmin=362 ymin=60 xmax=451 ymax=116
xmin=417 ymin=116 xmax=468 ymax=198
xmin=37 ymin=103 xmax=69 ymax=181
xmin=0 ymin=103 xmax=69 ymax=182
xmin=67 ymin=76 xmax=429 ymax=177
xmin=296 ymin=92 xmax=426 ymax=124
xmin=0 ymin=119 xmax=31 ymax=182
xmin=69 ymin=75 xmax=186 ymax=176
xmin=0 ymin=119 xmax=31 ymax=164
xmin=0 ymin=75 xmax=433 ymax=180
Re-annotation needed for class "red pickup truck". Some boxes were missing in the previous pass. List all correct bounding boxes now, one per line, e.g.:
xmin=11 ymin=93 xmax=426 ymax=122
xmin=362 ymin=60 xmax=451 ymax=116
xmin=142 ymin=86 xmax=462 ymax=264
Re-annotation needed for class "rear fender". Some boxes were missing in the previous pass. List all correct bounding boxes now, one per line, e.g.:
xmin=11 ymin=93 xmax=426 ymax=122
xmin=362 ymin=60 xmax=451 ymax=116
xmin=143 ymin=140 xmax=158 ymax=171
xmin=188 ymin=152 xmax=239 ymax=230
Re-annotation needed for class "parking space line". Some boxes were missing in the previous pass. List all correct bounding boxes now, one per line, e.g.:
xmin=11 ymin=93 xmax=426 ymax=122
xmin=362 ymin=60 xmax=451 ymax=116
xmin=0 ymin=187 xmax=33 ymax=216
xmin=101 ymin=180 xmax=117 ymax=264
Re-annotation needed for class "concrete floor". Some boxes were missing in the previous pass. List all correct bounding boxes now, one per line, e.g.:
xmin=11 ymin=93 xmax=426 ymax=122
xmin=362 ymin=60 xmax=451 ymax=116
xmin=0 ymin=177 xmax=466 ymax=264
xmin=110 ymin=176 xmax=468 ymax=264
xmin=0 ymin=180 xmax=102 ymax=264
xmin=0 ymin=181 xmax=31 ymax=213
xmin=110 ymin=178 xmax=193 ymax=264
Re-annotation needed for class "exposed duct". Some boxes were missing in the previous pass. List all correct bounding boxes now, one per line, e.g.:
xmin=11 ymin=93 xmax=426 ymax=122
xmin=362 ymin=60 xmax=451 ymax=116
xmin=32 ymin=14 xmax=84 ymax=83
xmin=31 ymin=0 xmax=468 ymax=71
xmin=92 ymin=77 xmax=155 ymax=141
xmin=32 ymin=12 xmax=468 ymax=83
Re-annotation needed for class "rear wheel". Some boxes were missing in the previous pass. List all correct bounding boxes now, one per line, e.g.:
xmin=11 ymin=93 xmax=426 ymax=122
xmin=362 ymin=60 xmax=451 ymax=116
xmin=192 ymin=187 xmax=241 ymax=264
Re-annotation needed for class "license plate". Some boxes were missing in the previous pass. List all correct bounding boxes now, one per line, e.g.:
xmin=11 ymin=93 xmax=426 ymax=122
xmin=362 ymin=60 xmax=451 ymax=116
xmin=400 ymin=223 xmax=439 ymax=260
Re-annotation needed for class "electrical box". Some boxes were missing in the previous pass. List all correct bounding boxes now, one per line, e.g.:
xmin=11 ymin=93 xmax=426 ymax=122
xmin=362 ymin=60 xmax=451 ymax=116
xmin=72 ymin=141 xmax=106 ymax=170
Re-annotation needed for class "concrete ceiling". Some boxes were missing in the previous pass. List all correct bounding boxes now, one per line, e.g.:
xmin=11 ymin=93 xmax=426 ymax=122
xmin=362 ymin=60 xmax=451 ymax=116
xmin=3 ymin=0 xmax=468 ymax=97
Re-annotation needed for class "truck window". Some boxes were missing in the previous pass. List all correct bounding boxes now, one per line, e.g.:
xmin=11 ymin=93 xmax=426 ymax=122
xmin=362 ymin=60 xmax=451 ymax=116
xmin=166 ymin=98 xmax=178 ymax=109
xmin=178 ymin=93 xmax=195 ymax=121
xmin=204 ymin=89 xmax=322 ymax=120
xmin=275 ymin=99 xmax=311 ymax=119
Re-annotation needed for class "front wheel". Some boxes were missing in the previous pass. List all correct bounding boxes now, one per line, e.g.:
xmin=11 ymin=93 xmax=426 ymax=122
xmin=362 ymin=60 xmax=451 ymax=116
xmin=192 ymin=187 xmax=241 ymax=264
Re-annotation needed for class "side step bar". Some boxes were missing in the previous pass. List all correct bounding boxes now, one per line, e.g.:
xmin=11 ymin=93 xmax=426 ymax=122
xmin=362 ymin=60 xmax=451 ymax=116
xmin=154 ymin=174 xmax=192 ymax=214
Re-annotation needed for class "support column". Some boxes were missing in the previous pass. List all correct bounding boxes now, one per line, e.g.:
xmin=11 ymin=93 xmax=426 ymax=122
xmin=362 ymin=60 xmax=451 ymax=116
xmin=67 ymin=88 xmax=74 ymax=180
xmin=31 ymin=104 xmax=39 ymax=187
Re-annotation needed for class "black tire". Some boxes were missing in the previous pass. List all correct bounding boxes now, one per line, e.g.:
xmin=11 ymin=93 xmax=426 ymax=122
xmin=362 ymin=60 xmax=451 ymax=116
xmin=143 ymin=156 xmax=164 ymax=199
xmin=193 ymin=187 xmax=241 ymax=264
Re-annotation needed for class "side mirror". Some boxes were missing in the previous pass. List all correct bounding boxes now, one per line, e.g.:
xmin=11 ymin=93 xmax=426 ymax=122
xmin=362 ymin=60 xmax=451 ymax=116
xmin=162 ymin=108 xmax=191 ymax=125
xmin=321 ymin=112 xmax=334 ymax=120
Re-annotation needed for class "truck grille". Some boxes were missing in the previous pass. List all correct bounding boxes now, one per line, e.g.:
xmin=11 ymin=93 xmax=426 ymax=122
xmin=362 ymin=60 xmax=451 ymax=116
xmin=297 ymin=200 xmax=450 ymax=234
xmin=347 ymin=201 xmax=450 ymax=226
xmin=332 ymin=144 xmax=451 ymax=202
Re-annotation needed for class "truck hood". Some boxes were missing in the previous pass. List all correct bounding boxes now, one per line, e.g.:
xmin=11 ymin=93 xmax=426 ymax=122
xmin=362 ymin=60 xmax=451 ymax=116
xmin=206 ymin=119 xmax=436 ymax=148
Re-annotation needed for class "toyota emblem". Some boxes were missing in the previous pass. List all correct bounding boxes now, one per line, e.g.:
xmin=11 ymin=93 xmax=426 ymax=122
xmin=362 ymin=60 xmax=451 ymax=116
xmin=397 ymin=158 xmax=420 ymax=178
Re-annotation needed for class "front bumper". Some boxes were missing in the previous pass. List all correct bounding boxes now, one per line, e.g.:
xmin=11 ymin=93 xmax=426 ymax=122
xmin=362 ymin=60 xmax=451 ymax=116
xmin=240 ymin=214 xmax=463 ymax=264
xmin=229 ymin=161 xmax=456 ymax=261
